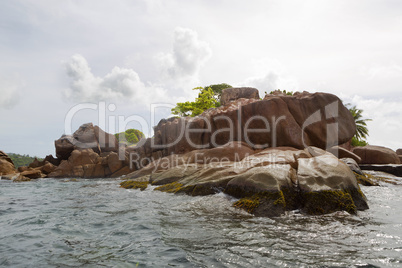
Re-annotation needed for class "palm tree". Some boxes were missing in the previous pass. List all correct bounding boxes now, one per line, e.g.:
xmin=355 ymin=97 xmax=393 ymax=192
xmin=346 ymin=104 xmax=372 ymax=142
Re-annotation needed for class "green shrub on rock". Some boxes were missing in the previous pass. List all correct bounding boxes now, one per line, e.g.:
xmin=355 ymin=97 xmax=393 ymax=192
xmin=115 ymin=129 xmax=145 ymax=146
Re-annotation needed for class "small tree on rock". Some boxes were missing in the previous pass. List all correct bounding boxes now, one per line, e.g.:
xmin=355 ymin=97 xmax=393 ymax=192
xmin=171 ymin=83 xmax=232 ymax=117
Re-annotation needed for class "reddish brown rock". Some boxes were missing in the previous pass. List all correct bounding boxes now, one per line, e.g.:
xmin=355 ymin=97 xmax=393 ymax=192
xmin=49 ymin=149 xmax=101 ymax=178
xmin=127 ymin=141 xmax=255 ymax=179
xmin=55 ymin=135 xmax=75 ymax=160
xmin=220 ymin=87 xmax=260 ymax=106
xmin=352 ymin=145 xmax=400 ymax=164
xmin=29 ymin=158 xmax=42 ymax=168
xmin=44 ymin=155 xmax=61 ymax=166
xmin=28 ymin=157 xmax=58 ymax=174
xmin=48 ymin=160 xmax=72 ymax=177
xmin=328 ymin=146 xmax=361 ymax=163
xmin=147 ymin=92 xmax=355 ymax=159
xmin=107 ymin=152 xmax=123 ymax=174
xmin=40 ymin=162 xmax=56 ymax=174
xmin=21 ymin=169 xmax=44 ymax=179
xmin=0 ymin=151 xmax=16 ymax=175
xmin=18 ymin=166 xmax=29 ymax=172
xmin=69 ymin=149 xmax=99 ymax=166
xmin=82 ymin=164 xmax=105 ymax=178
xmin=111 ymin=166 xmax=132 ymax=178
xmin=396 ymin=148 xmax=402 ymax=155
xmin=55 ymin=123 xmax=119 ymax=160
xmin=94 ymin=126 xmax=119 ymax=153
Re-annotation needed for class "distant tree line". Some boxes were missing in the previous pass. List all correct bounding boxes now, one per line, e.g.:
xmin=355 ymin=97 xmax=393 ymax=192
xmin=7 ymin=153 xmax=44 ymax=168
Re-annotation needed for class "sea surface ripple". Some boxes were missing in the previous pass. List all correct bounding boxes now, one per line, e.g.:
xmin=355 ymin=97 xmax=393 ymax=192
xmin=1 ymin=177 xmax=402 ymax=267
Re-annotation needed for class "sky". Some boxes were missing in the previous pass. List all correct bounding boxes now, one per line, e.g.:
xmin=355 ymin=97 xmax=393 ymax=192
xmin=1 ymin=0 xmax=402 ymax=157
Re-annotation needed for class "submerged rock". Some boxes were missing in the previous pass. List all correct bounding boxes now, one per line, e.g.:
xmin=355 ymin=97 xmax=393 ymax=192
xmin=123 ymin=143 xmax=368 ymax=217
xmin=359 ymin=164 xmax=402 ymax=177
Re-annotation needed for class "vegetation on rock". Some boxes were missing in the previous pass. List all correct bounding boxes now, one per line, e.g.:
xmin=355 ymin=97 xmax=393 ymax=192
xmin=120 ymin=180 xmax=149 ymax=190
xmin=7 ymin=153 xmax=43 ymax=168
xmin=171 ymin=83 xmax=232 ymax=117
xmin=154 ymin=182 xmax=186 ymax=193
xmin=115 ymin=129 xmax=145 ymax=146
xmin=354 ymin=172 xmax=379 ymax=186
xmin=354 ymin=172 xmax=398 ymax=185
xmin=267 ymin=89 xmax=294 ymax=96
xmin=233 ymin=191 xmax=287 ymax=215
xmin=346 ymin=104 xmax=372 ymax=146
xmin=302 ymin=190 xmax=357 ymax=215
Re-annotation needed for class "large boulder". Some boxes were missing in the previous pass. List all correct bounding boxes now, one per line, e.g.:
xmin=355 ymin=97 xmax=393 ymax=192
xmin=220 ymin=87 xmax=260 ymax=106
xmin=0 ymin=151 xmax=16 ymax=176
xmin=341 ymin=158 xmax=363 ymax=175
xmin=142 ymin=91 xmax=355 ymax=164
xmin=328 ymin=146 xmax=361 ymax=163
xmin=123 ymin=144 xmax=368 ymax=217
xmin=55 ymin=135 xmax=75 ymax=160
xmin=48 ymin=149 xmax=131 ymax=178
xmin=20 ymin=169 xmax=45 ymax=179
xmin=55 ymin=123 xmax=118 ymax=160
xmin=49 ymin=149 xmax=101 ymax=177
xmin=352 ymin=145 xmax=400 ymax=164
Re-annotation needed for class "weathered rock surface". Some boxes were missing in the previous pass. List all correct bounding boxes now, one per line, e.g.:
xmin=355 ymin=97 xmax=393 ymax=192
xmin=220 ymin=87 xmax=260 ymax=106
xmin=396 ymin=148 xmax=402 ymax=155
xmin=0 ymin=151 xmax=16 ymax=175
xmin=136 ymin=92 xmax=355 ymax=168
xmin=123 ymin=144 xmax=368 ymax=217
xmin=328 ymin=146 xmax=361 ymax=163
xmin=341 ymin=158 xmax=363 ymax=175
xmin=44 ymin=124 xmax=135 ymax=178
xmin=55 ymin=123 xmax=119 ymax=160
xmin=48 ymin=149 xmax=131 ymax=178
xmin=352 ymin=145 xmax=400 ymax=164
xmin=21 ymin=169 xmax=45 ymax=179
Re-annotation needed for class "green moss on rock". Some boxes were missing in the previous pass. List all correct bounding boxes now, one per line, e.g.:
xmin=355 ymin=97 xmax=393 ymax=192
xmin=354 ymin=172 xmax=379 ymax=186
xmin=302 ymin=190 xmax=357 ymax=215
xmin=154 ymin=182 xmax=190 ymax=193
xmin=233 ymin=195 xmax=260 ymax=214
xmin=120 ymin=180 xmax=149 ymax=191
xmin=233 ymin=191 xmax=287 ymax=216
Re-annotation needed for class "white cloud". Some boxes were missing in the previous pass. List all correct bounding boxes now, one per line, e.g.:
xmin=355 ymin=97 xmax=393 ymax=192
xmin=361 ymin=64 xmax=402 ymax=79
xmin=158 ymin=27 xmax=212 ymax=80
xmin=64 ymin=54 xmax=170 ymax=106
xmin=242 ymin=59 xmax=299 ymax=94
xmin=0 ymin=75 xmax=22 ymax=109
xmin=341 ymin=94 xmax=402 ymax=151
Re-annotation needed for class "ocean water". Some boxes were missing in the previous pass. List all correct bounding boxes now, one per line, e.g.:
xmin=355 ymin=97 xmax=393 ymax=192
xmin=1 ymin=176 xmax=402 ymax=267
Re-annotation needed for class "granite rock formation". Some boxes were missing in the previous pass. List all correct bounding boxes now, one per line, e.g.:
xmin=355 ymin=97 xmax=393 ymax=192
xmin=352 ymin=145 xmax=400 ymax=164
xmin=123 ymin=143 xmax=368 ymax=217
